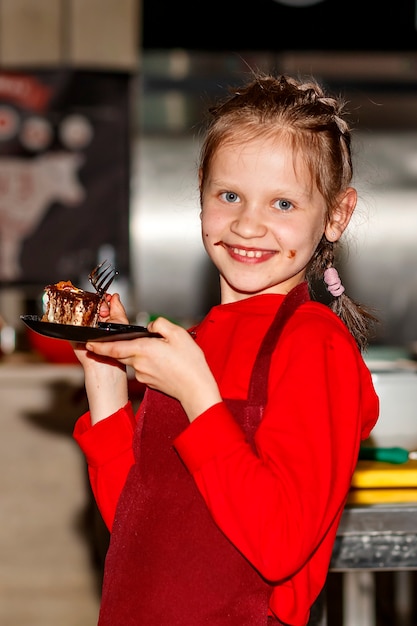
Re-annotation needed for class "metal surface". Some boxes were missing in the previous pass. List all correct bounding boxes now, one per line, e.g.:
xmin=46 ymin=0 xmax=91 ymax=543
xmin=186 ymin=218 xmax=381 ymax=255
xmin=333 ymin=502 xmax=417 ymax=571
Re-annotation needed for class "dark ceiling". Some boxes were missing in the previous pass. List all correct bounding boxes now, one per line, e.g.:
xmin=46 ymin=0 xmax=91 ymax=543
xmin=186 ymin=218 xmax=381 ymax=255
xmin=141 ymin=0 xmax=417 ymax=52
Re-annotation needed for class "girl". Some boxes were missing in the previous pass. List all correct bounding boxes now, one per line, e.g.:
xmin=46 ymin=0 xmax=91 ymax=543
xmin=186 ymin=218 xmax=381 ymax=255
xmin=73 ymin=73 xmax=379 ymax=626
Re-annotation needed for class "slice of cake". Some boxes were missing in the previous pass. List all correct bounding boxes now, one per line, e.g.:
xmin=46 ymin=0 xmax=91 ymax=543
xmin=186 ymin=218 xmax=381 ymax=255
xmin=41 ymin=280 xmax=102 ymax=327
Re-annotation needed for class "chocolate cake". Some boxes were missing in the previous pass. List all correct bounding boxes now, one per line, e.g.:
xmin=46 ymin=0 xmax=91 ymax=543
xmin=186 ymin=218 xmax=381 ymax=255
xmin=41 ymin=280 xmax=102 ymax=327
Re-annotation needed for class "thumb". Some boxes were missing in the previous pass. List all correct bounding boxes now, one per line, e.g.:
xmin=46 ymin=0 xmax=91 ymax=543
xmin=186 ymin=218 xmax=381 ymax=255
xmin=108 ymin=293 xmax=129 ymax=324
xmin=147 ymin=316 xmax=177 ymax=337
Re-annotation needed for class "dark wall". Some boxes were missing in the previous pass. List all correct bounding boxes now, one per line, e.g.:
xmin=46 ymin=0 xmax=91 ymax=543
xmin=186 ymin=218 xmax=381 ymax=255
xmin=142 ymin=0 xmax=417 ymax=52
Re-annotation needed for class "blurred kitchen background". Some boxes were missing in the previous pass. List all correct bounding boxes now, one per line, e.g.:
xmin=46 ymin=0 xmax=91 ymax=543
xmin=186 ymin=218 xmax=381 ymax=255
xmin=0 ymin=0 xmax=416 ymax=347
xmin=134 ymin=48 xmax=417 ymax=345
xmin=1 ymin=1 xmax=417 ymax=625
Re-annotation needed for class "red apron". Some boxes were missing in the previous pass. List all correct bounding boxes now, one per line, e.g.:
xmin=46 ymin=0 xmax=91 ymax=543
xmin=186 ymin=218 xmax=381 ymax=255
xmin=98 ymin=283 xmax=310 ymax=626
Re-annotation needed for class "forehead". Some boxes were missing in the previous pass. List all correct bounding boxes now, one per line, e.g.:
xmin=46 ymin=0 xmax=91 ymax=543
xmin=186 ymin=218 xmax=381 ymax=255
xmin=213 ymin=133 xmax=313 ymax=181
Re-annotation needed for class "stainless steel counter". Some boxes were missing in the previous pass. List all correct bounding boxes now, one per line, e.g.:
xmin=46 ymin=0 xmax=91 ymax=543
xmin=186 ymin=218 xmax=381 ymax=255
xmin=326 ymin=502 xmax=417 ymax=626
xmin=335 ymin=501 xmax=417 ymax=571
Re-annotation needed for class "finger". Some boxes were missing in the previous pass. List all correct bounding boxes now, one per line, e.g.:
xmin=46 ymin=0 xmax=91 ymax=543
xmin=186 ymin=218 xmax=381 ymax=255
xmin=147 ymin=316 xmax=179 ymax=338
xmin=85 ymin=338 xmax=138 ymax=358
xmin=100 ymin=293 xmax=129 ymax=324
xmin=98 ymin=300 xmax=111 ymax=319
xmin=110 ymin=293 xmax=128 ymax=318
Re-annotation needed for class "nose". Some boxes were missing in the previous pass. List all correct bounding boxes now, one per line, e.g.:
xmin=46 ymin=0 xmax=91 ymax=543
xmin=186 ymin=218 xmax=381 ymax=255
xmin=230 ymin=204 xmax=268 ymax=239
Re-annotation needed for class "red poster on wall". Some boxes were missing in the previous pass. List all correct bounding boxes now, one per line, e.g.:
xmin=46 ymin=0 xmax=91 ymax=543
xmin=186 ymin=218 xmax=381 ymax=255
xmin=0 ymin=70 xmax=131 ymax=287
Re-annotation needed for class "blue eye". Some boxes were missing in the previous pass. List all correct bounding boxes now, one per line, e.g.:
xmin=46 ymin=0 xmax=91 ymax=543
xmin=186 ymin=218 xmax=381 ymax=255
xmin=274 ymin=199 xmax=293 ymax=212
xmin=221 ymin=191 xmax=240 ymax=203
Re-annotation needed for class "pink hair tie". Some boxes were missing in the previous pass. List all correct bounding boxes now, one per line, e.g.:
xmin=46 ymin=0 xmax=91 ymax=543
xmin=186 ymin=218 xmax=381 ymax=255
xmin=324 ymin=267 xmax=345 ymax=297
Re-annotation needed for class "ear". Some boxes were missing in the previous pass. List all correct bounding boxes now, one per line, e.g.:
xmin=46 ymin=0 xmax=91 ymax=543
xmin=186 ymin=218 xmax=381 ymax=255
xmin=325 ymin=187 xmax=357 ymax=242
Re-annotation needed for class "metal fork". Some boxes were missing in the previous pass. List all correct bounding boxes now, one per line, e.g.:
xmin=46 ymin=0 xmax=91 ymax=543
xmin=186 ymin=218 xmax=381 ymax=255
xmin=88 ymin=259 xmax=119 ymax=296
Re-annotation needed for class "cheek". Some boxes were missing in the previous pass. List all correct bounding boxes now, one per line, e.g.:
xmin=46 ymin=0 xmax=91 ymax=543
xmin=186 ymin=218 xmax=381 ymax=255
xmin=201 ymin=215 xmax=214 ymax=241
xmin=201 ymin=211 xmax=220 ymax=237
xmin=201 ymin=220 xmax=209 ymax=238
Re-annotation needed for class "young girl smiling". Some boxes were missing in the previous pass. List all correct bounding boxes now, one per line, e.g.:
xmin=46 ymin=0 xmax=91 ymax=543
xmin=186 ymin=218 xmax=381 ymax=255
xmin=73 ymin=73 xmax=379 ymax=625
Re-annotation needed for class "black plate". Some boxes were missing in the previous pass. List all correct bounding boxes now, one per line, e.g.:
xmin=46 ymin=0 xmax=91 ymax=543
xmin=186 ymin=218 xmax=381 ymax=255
xmin=20 ymin=315 xmax=161 ymax=343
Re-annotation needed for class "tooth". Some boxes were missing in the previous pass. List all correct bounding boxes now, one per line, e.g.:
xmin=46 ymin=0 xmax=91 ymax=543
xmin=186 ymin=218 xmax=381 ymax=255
xmin=231 ymin=247 xmax=265 ymax=258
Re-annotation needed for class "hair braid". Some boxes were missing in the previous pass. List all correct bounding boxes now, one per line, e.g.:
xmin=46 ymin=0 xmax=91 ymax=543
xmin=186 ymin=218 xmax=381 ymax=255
xmin=307 ymin=237 xmax=378 ymax=351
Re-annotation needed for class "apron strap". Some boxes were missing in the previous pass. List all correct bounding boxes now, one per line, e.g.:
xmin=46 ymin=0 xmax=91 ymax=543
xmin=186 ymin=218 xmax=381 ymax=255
xmin=247 ymin=281 xmax=310 ymax=406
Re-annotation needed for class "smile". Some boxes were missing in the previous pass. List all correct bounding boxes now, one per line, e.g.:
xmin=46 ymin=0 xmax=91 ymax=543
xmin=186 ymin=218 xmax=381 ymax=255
xmin=220 ymin=243 xmax=276 ymax=261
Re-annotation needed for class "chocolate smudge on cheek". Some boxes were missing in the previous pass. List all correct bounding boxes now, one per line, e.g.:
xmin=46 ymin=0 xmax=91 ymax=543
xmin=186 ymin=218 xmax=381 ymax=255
xmin=288 ymin=250 xmax=296 ymax=259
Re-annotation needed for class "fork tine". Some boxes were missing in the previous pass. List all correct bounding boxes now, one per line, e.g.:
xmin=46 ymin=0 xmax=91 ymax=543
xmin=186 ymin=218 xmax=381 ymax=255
xmin=88 ymin=259 xmax=118 ymax=295
xmin=88 ymin=258 xmax=107 ymax=283
xmin=95 ymin=266 xmax=117 ymax=293
xmin=101 ymin=272 xmax=118 ymax=294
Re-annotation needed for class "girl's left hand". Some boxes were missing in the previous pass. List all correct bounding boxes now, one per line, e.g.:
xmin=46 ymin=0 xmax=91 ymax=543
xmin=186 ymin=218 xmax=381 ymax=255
xmin=85 ymin=316 xmax=222 ymax=422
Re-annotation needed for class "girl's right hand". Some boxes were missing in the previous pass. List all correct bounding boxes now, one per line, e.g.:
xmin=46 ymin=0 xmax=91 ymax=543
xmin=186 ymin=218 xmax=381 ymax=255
xmin=72 ymin=292 xmax=130 ymax=424
xmin=72 ymin=292 xmax=128 ymax=367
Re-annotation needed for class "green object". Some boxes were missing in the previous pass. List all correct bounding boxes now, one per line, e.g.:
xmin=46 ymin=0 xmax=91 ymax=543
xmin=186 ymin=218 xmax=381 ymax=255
xmin=358 ymin=446 xmax=410 ymax=465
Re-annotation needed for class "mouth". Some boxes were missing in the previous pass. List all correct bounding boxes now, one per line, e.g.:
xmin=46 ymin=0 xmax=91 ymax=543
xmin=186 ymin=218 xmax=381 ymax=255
xmin=218 ymin=242 xmax=276 ymax=261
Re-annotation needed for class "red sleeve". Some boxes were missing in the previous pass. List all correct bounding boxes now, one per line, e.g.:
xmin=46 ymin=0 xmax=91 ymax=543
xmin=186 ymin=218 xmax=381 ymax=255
xmin=73 ymin=401 xmax=137 ymax=530
xmin=174 ymin=309 xmax=379 ymax=582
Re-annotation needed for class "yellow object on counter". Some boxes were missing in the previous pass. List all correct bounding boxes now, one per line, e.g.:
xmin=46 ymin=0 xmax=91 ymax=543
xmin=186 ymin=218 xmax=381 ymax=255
xmin=352 ymin=459 xmax=417 ymax=488
xmin=348 ymin=488 xmax=417 ymax=505
xmin=349 ymin=460 xmax=417 ymax=504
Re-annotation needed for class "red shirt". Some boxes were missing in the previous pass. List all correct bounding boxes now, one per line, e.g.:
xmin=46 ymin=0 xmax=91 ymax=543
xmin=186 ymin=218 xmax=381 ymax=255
xmin=74 ymin=292 xmax=379 ymax=625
